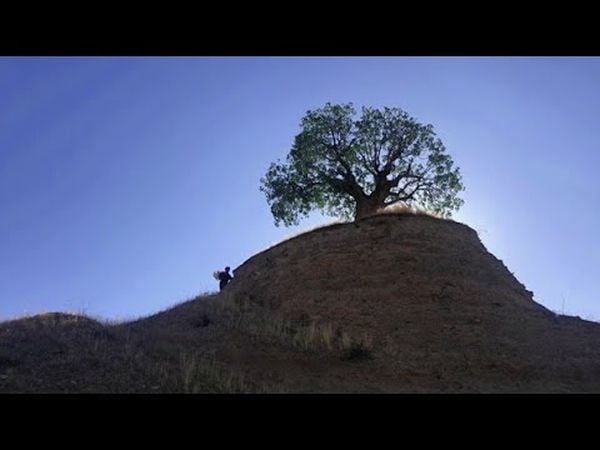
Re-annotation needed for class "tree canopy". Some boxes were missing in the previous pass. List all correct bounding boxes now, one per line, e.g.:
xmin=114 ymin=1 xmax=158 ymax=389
xmin=260 ymin=103 xmax=464 ymax=226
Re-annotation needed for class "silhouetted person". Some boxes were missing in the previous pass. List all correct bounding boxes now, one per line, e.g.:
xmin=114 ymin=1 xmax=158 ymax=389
xmin=218 ymin=266 xmax=233 ymax=291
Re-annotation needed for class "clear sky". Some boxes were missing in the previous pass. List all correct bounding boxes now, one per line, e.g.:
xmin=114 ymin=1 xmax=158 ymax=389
xmin=1 ymin=57 xmax=599 ymax=322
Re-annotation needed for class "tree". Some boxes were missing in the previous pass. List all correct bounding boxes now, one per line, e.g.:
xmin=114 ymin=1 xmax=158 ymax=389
xmin=260 ymin=103 xmax=464 ymax=226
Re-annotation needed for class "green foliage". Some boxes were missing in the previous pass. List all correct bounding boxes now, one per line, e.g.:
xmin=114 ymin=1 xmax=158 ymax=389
xmin=260 ymin=103 xmax=465 ymax=226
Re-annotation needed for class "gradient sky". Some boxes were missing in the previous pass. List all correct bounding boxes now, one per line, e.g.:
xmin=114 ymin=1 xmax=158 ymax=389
xmin=1 ymin=57 xmax=599 ymax=322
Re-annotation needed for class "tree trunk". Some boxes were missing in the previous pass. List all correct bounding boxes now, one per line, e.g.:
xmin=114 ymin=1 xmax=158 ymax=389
xmin=354 ymin=197 xmax=383 ymax=221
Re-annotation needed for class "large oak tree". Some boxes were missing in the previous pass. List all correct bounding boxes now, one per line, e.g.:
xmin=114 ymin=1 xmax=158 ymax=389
xmin=260 ymin=103 xmax=464 ymax=226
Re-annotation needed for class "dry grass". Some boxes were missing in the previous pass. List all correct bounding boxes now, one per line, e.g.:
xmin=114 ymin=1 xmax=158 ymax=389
xmin=211 ymin=293 xmax=373 ymax=357
xmin=0 ymin=289 xmax=374 ymax=393
xmin=179 ymin=353 xmax=279 ymax=393
xmin=338 ymin=332 xmax=374 ymax=360
xmin=374 ymin=201 xmax=443 ymax=219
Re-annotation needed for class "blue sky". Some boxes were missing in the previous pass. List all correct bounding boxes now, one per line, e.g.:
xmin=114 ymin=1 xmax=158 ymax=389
xmin=1 ymin=57 xmax=598 ymax=322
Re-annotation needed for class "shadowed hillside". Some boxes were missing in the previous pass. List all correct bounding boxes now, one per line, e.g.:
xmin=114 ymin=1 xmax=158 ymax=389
xmin=2 ymin=213 xmax=600 ymax=393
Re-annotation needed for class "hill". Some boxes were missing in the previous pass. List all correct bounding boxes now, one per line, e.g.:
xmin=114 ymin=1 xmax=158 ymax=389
xmin=2 ymin=213 xmax=600 ymax=393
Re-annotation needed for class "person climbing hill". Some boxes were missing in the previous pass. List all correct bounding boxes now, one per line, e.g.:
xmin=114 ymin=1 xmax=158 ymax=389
xmin=213 ymin=266 xmax=233 ymax=291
